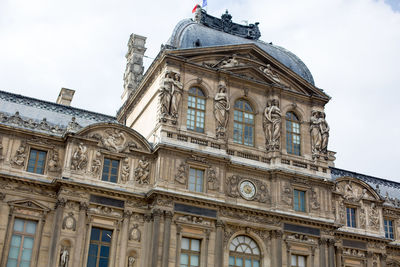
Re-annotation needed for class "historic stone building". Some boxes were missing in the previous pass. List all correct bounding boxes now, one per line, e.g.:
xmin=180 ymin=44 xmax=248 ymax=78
xmin=1 ymin=8 xmax=400 ymax=267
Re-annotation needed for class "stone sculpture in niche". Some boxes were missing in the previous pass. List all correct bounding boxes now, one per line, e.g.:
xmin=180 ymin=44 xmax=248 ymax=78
xmin=91 ymin=151 xmax=102 ymax=176
xmin=369 ymin=203 xmax=380 ymax=230
xmin=310 ymin=110 xmax=330 ymax=159
xmin=128 ymin=256 xmax=136 ymax=267
xmin=175 ymin=162 xmax=187 ymax=184
xmin=12 ymin=142 xmax=27 ymax=167
xmin=310 ymin=189 xmax=320 ymax=210
xmin=134 ymin=156 xmax=150 ymax=184
xmin=360 ymin=207 xmax=366 ymax=228
xmin=71 ymin=143 xmax=88 ymax=171
xmin=281 ymin=182 xmax=293 ymax=206
xmin=263 ymin=99 xmax=281 ymax=151
xmin=214 ymin=80 xmax=230 ymax=137
xmin=0 ymin=136 xmax=4 ymax=161
xmin=59 ymin=246 xmax=69 ymax=267
xmin=129 ymin=224 xmax=141 ymax=242
xmin=159 ymin=70 xmax=183 ymax=123
xmin=207 ymin=168 xmax=219 ymax=191
xmin=62 ymin=212 xmax=76 ymax=231
xmin=121 ymin=158 xmax=130 ymax=183
xmin=48 ymin=149 xmax=61 ymax=173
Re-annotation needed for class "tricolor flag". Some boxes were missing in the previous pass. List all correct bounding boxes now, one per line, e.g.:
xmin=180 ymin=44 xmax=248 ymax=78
xmin=192 ymin=0 xmax=207 ymax=13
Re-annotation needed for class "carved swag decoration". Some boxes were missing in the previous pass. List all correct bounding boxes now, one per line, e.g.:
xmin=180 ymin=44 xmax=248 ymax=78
xmin=159 ymin=70 xmax=183 ymax=124
xmin=226 ymin=175 xmax=270 ymax=203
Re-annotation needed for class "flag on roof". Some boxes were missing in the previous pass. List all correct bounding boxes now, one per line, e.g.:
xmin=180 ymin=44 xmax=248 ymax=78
xmin=202 ymin=0 xmax=207 ymax=7
xmin=192 ymin=4 xmax=200 ymax=13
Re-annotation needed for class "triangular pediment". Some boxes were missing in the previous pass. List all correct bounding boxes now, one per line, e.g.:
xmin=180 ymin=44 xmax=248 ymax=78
xmin=167 ymin=44 xmax=329 ymax=100
xmin=8 ymin=199 xmax=50 ymax=212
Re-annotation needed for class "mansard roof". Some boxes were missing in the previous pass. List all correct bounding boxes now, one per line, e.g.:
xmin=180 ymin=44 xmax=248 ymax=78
xmin=331 ymin=167 xmax=400 ymax=208
xmin=167 ymin=10 xmax=315 ymax=85
xmin=0 ymin=89 xmax=117 ymax=136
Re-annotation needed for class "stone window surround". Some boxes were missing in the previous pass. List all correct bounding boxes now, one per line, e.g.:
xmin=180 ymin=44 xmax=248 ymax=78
xmin=286 ymin=242 xmax=315 ymax=267
xmin=24 ymin=141 xmax=56 ymax=176
xmin=292 ymin=184 xmax=310 ymax=213
xmin=97 ymin=150 xmax=125 ymax=184
xmin=185 ymin=160 xmax=210 ymax=194
xmin=285 ymin=112 xmax=302 ymax=156
xmin=232 ymin=98 xmax=255 ymax=147
xmin=383 ymin=217 xmax=395 ymax=239
xmin=0 ymin=201 xmax=48 ymax=267
xmin=186 ymin=87 xmax=207 ymax=134
xmin=27 ymin=148 xmax=47 ymax=174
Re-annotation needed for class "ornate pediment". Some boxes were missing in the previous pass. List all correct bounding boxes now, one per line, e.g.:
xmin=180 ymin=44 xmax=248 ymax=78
xmin=8 ymin=199 xmax=50 ymax=212
xmin=76 ymin=123 xmax=152 ymax=153
xmin=334 ymin=177 xmax=380 ymax=201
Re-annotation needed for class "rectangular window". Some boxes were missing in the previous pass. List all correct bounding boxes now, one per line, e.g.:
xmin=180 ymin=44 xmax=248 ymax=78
xmin=7 ymin=218 xmax=37 ymax=267
xmin=87 ymin=227 xmax=112 ymax=267
xmin=188 ymin=168 xmax=204 ymax=192
xmin=102 ymin=158 xmax=119 ymax=183
xmin=384 ymin=219 xmax=394 ymax=239
xmin=294 ymin=189 xmax=306 ymax=212
xmin=346 ymin=207 xmax=356 ymax=228
xmin=180 ymin=237 xmax=201 ymax=267
xmin=291 ymin=255 xmax=306 ymax=267
xmin=27 ymin=149 xmax=47 ymax=174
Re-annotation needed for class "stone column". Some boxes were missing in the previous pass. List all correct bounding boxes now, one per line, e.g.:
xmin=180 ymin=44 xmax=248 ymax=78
xmin=142 ymin=214 xmax=153 ymax=267
xmin=204 ymin=230 xmax=210 ymax=266
xmin=175 ymin=225 xmax=182 ymax=267
xmin=214 ymin=220 xmax=224 ymax=267
xmin=161 ymin=211 xmax=173 ymax=267
xmin=151 ymin=209 xmax=162 ymax=267
xmin=335 ymin=247 xmax=342 ymax=267
xmin=319 ymin=238 xmax=327 ymax=267
xmin=118 ymin=211 xmax=131 ymax=267
xmin=311 ymin=246 xmax=316 ymax=267
xmin=47 ymin=198 xmax=66 ymax=267
xmin=380 ymin=253 xmax=387 ymax=267
xmin=286 ymin=241 xmax=291 ymax=267
xmin=328 ymin=238 xmax=335 ymax=267
xmin=366 ymin=252 xmax=374 ymax=267
xmin=276 ymin=230 xmax=283 ymax=267
xmin=72 ymin=202 xmax=88 ymax=267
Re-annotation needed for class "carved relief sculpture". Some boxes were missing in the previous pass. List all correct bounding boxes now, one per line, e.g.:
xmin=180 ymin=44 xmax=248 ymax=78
xmin=260 ymin=64 xmax=290 ymax=88
xmin=207 ymin=168 xmax=219 ymax=191
xmin=360 ymin=206 xmax=366 ymax=228
xmin=226 ymin=175 xmax=270 ymax=203
xmin=121 ymin=158 xmax=130 ymax=183
xmin=214 ymin=79 xmax=230 ymax=137
xmin=59 ymin=246 xmax=69 ymax=267
xmin=0 ymin=136 xmax=3 ymax=161
xmin=128 ymin=256 xmax=136 ymax=267
xmin=175 ymin=162 xmax=187 ymax=184
xmin=70 ymin=143 xmax=88 ymax=171
xmin=134 ymin=156 xmax=150 ymax=184
xmin=129 ymin=224 xmax=141 ymax=242
xmin=62 ymin=212 xmax=76 ymax=231
xmin=369 ymin=203 xmax=380 ymax=231
xmin=158 ymin=70 xmax=183 ymax=123
xmin=91 ymin=151 xmax=102 ymax=176
xmin=263 ymin=99 xmax=281 ymax=151
xmin=66 ymin=117 xmax=81 ymax=132
xmin=221 ymin=54 xmax=239 ymax=68
xmin=281 ymin=182 xmax=293 ymax=206
xmin=310 ymin=188 xmax=320 ymax=210
xmin=47 ymin=149 xmax=61 ymax=173
xmin=12 ymin=142 xmax=27 ymax=168
xmin=310 ymin=110 xmax=330 ymax=159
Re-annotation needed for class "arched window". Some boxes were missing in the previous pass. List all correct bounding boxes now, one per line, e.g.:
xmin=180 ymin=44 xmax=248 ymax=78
xmin=233 ymin=100 xmax=254 ymax=146
xmin=286 ymin=112 xmax=301 ymax=155
xmin=229 ymin=235 xmax=261 ymax=267
xmin=186 ymin=87 xmax=206 ymax=133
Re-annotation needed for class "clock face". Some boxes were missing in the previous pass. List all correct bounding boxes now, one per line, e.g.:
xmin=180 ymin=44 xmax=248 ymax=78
xmin=239 ymin=180 xmax=256 ymax=200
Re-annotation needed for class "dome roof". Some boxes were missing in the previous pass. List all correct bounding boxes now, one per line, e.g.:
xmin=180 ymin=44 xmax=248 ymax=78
xmin=167 ymin=11 xmax=315 ymax=85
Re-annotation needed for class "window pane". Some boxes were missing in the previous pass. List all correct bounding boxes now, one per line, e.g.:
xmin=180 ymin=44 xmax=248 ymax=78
xmin=236 ymin=257 xmax=243 ymax=266
xmin=87 ymin=256 xmax=97 ymax=267
xmin=102 ymin=230 xmax=112 ymax=243
xmin=21 ymin=249 xmax=32 ymax=261
xmin=299 ymin=256 xmax=305 ymax=267
xmin=190 ymin=255 xmax=199 ymax=266
xmin=88 ymin=244 xmax=98 ymax=256
xmin=245 ymin=259 xmax=252 ymax=267
xmin=181 ymin=238 xmax=189 ymax=250
xmin=253 ymin=260 xmax=260 ymax=267
xmin=6 ymin=259 xmax=18 ymax=267
xmin=23 ymin=237 xmax=34 ymax=249
xmin=26 ymin=221 xmax=37 ymax=234
xmin=180 ymin=254 xmax=189 ymax=264
xmin=191 ymin=239 xmax=200 ymax=251
xmin=10 ymin=235 xmax=21 ymax=247
xmin=100 ymin=245 xmax=110 ymax=257
xmin=91 ymin=227 xmax=100 ymax=241
xmin=229 ymin=256 xmax=235 ymax=265
xmin=14 ymin=219 xmax=24 ymax=232
xmin=8 ymin=246 xmax=19 ymax=259
xmin=99 ymin=258 xmax=109 ymax=267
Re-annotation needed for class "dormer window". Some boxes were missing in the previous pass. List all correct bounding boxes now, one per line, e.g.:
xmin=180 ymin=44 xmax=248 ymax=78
xmin=186 ymin=87 xmax=206 ymax=133
xmin=233 ymin=100 xmax=254 ymax=146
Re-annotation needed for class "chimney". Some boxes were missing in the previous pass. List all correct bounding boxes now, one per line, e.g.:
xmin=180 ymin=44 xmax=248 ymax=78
xmin=121 ymin=34 xmax=147 ymax=103
xmin=56 ymin=88 xmax=75 ymax=106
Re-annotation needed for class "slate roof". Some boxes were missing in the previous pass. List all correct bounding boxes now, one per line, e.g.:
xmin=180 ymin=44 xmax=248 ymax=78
xmin=331 ymin=167 xmax=400 ymax=208
xmin=0 ymin=90 xmax=117 ymax=136
xmin=167 ymin=14 xmax=315 ymax=85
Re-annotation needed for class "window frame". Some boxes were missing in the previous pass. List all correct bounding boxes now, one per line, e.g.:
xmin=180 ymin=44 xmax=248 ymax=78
xmin=86 ymin=226 xmax=113 ymax=267
xmin=346 ymin=206 xmax=357 ymax=228
xmin=26 ymin=148 xmax=47 ymax=174
xmin=384 ymin=218 xmax=395 ymax=239
xmin=188 ymin=167 xmax=205 ymax=193
xmin=101 ymin=157 xmax=120 ymax=183
xmin=180 ymin=237 xmax=201 ymax=267
xmin=293 ymin=189 xmax=306 ymax=212
xmin=233 ymin=99 xmax=255 ymax=147
xmin=285 ymin=112 xmax=301 ymax=156
xmin=186 ymin=87 xmax=206 ymax=133
xmin=291 ymin=254 xmax=307 ymax=267
xmin=228 ymin=235 xmax=261 ymax=267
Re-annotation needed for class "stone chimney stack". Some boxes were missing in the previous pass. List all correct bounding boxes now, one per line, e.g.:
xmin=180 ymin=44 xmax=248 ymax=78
xmin=121 ymin=34 xmax=147 ymax=103
xmin=56 ymin=88 xmax=75 ymax=106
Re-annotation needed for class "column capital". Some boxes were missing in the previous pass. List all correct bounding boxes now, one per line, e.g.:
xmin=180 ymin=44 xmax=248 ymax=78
xmin=271 ymin=229 xmax=283 ymax=239
xmin=366 ymin=251 xmax=374 ymax=258
xmin=144 ymin=214 xmax=152 ymax=222
xmin=319 ymin=237 xmax=327 ymax=245
xmin=381 ymin=253 xmax=387 ymax=260
xmin=164 ymin=211 xmax=174 ymax=219
xmin=55 ymin=198 xmax=66 ymax=209
xmin=327 ymin=238 xmax=336 ymax=246
xmin=152 ymin=209 xmax=163 ymax=218
xmin=216 ymin=220 xmax=224 ymax=228
xmin=79 ymin=201 xmax=89 ymax=211
xmin=123 ymin=210 xmax=133 ymax=219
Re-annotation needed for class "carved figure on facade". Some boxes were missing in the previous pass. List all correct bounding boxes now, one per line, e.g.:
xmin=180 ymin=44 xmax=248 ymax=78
xmin=259 ymin=64 xmax=290 ymax=88
xmin=263 ymin=99 xmax=281 ymax=151
xmin=62 ymin=212 xmax=76 ymax=231
xmin=360 ymin=206 xmax=366 ymax=228
xmin=89 ymin=129 xmax=138 ymax=153
xmin=214 ymin=80 xmax=230 ymax=137
xmin=12 ymin=142 xmax=27 ymax=167
xmin=88 ymin=205 xmax=122 ymax=217
xmin=281 ymin=182 xmax=293 ymax=206
xmin=59 ymin=246 xmax=69 ymax=267
xmin=175 ymin=162 xmax=187 ymax=184
xmin=310 ymin=188 xmax=320 ymax=210
xmin=338 ymin=199 xmax=346 ymax=224
xmin=0 ymin=136 xmax=3 ymax=161
xmin=71 ymin=143 xmax=88 ymax=171
xmin=128 ymin=256 xmax=136 ymax=267
xmin=91 ymin=151 xmax=102 ymax=176
xmin=48 ymin=149 xmax=61 ymax=173
xmin=310 ymin=110 xmax=330 ymax=159
xmin=221 ymin=54 xmax=239 ymax=68
xmin=226 ymin=175 xmax=240 ymax=198
xmin=369 ymin=203 xmax=380 ymax=230
xmin=66 ymin=117 xmax=81 ymax=132
xmin=129 ymin=224 xmax=141 ymax=242
xmin=121 ymin=158 xmax=130 ymax=183
xmin=134 ymin=156 xmax=150 ymax=184
xmin=159 ymin=70 xmax=183 ymax=123
xmin=177 ymin=215 xmax=211 ymax=226
xmin=207 ymin=168 xmax=219 ymax=191
xmin=220 ymin=209 xmax=281 ymax=225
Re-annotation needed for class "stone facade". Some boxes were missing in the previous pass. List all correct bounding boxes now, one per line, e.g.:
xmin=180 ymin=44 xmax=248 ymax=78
xmin=1 ymin=8 xmax=400 ymax=267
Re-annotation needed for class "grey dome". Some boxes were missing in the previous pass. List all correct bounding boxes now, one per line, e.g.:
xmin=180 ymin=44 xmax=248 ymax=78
xmin=167 ymin=18 xmax=315 ymax=85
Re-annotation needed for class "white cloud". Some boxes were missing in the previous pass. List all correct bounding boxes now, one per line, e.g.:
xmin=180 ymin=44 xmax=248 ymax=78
xmin=0 ymin=0 xmax=399 ymax=181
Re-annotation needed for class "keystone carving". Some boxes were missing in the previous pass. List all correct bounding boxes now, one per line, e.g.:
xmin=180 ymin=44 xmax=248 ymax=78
xmin=263 ymin=99 xmax=281 ymax=151
xmin=159 ymin=70 xmax=183 ymax=123
xmin=214 ymin=79 xmax=230 ymax=138
xmin=134 ymin=156 xmax=150 ymax=184
xmin=310 ymin=110 xmax=330 ymax=159
xmin=71 ymin=143 xmax=88 ymax=171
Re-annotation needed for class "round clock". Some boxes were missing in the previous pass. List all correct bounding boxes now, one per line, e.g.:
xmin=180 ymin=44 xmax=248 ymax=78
xmin=239 ymin=180 xmax=256 ymax=200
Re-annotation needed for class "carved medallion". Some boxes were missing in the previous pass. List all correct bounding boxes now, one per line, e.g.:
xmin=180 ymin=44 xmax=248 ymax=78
xmin=239 ymin=180 xmax=256 ymax=200
xmin=62 ymin=212 xmax=76 ymax=231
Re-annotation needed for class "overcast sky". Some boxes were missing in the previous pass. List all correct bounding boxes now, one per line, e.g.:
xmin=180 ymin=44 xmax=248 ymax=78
xmin=0 ymin=0 xmax=399 ymax=181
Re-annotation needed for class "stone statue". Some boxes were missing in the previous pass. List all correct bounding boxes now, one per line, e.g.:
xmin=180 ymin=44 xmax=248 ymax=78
xmin=263 ymin=99 xmax=281 ymax=151
xmin=0 ymin=136 xmax=3 ymax=161
xmin=310 ymin=189 xmax=320 ymax=210
xmin=66 ymin=117 xmax=81 ymax=132
xmin=59 ymin=247 xmax=69 ymax=267
xmin=103 ymin=129 xmax=127 ymax=152
xmin=360 ymin=207 xmax=366 ymax=228
xmin=281 ymin=182 xmax=293 ymax=206
xmin=221 ymin=54 xmax=239 ymax=68
xmin=214 ymin=80 xmax=230 ymax=137
xmin=159 ymin=70 xmax=183 ymax=122
xmin=91 ymin=151 xmax=102 ymax=176
xmin=12 ymin=143 xmax=27 ymax=167
xmin=175 ymin=163 xmax=187 ymax=184
xmin=48 ymin=150 xmax=61 ymax=172
xmin=128 ymin=256 xmax=136 ymax=267
xmin=121 ymin=158 xmax=130 ymax=183
xmin=159 ymin=71 xmax=173 ymax=119
xmin=310 ymin=110 xmax=330 ymax=158
xmin=207 ymin=169 xmax=219 ymax=191
xmin=71 ymin=143 xmax=88 ymax=171
xmin=170 ymin=72 xmax=183 ymax=119
xmin=134 ymin=156 xmax=150 ymax=184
